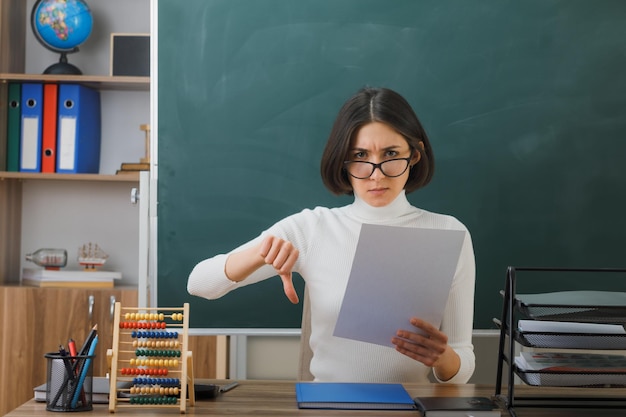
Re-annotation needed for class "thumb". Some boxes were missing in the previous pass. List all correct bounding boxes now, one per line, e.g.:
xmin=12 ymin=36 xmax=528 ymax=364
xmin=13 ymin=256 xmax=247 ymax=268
xmin=280 ymin=272 xmax=299 ymax=304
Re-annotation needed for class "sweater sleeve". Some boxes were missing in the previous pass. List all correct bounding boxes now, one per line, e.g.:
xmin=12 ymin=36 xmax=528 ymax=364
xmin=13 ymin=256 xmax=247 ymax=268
xmin=187 ymin=235 xmax=279 ymax=300
xmin=187 ymin=208 xmax=317 ymax=300
xmin=432 ymin=229 xmax=476 ymax=384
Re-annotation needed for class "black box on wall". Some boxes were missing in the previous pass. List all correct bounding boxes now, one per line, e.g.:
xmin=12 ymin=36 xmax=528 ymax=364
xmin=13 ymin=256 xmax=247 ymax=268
xmin=110 ymin=33 xmax=150 ymax=77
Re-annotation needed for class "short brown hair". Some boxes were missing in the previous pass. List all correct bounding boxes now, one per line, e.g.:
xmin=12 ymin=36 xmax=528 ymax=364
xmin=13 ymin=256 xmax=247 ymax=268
xmin=320 ymin=87 xmax=434 ymax=195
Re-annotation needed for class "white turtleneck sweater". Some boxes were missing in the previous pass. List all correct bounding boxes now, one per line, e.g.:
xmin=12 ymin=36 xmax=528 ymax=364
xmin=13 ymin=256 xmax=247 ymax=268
xmin=187 ymin=191 xmax=476 ymax=384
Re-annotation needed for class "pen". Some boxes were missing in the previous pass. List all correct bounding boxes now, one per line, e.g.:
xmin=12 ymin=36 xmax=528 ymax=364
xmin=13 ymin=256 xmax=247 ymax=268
xmin=58 ymin=345 xmax=74 ymax=379
xmin=220 ymin=381 xmax=239 ymax=393
xmin=68 ymin=338 xmax=86 ymax=405
xmin=50 ymin=347 xmax=75 ymax=407
xmin=68 ymin=338 xmax=78 ymax=358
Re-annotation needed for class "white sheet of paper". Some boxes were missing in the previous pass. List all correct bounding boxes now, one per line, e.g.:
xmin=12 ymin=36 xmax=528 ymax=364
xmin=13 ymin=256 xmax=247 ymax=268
xmin=333 ymin=224 xmax=466 ymax=347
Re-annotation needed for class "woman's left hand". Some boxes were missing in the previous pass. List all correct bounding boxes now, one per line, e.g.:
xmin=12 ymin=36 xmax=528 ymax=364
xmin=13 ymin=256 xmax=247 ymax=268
xmin=391 ymin=317 xmax=460 ymax=381
xmin=391 ymin=317 xmax=447 ymax=367
xmin=391 ymin=317 xmax=461 ymax=381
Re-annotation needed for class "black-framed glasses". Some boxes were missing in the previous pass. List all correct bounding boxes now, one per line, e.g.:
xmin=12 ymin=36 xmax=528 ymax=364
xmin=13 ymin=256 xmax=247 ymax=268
xmin=343 ymin=157 xmax=412 ymax=179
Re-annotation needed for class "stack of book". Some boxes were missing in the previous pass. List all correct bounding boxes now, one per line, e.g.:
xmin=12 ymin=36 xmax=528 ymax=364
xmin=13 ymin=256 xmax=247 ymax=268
xmin=34 ymin=377 xmax=131 ymax=404
xmin=115 ymin=124 xmax=150 ymax=174
xmin=116 ymin=161 xmax=149 ymax=174
xmin=22 ymin=268 xmax=121 ymax=288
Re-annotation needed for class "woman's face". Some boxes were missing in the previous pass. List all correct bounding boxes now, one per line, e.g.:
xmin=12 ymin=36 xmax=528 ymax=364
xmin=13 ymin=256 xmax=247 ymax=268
xmin=347 ymin=122 xmax=419 ymax=207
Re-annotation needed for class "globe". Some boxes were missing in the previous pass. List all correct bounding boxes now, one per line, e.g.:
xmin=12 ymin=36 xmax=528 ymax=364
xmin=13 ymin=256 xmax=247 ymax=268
xmin=31 ymin=0 xmax=94 ymax=75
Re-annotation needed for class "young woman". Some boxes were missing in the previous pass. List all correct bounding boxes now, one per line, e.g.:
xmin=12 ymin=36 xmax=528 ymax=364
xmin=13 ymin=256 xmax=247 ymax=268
xmin=187 ymin=87 xmax=476 ymax=383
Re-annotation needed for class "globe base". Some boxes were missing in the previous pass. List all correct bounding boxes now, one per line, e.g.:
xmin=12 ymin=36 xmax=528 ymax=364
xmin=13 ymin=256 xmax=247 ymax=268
xmin=43 ymin=61 xmax=83 ymax=75
xmin=43 ymin=52 xmax=82 ymax=75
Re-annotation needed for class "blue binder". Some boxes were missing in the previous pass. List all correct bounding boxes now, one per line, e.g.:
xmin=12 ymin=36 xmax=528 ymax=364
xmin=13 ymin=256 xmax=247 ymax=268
xmin=56 ymin=84 xmax=101 ymax=174
xmin=19 ymin=83 xmax=44 ymax=172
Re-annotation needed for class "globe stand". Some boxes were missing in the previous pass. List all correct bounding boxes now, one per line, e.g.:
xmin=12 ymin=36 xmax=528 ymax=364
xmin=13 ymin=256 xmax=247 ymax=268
xmin=31 ymin=0 xmax=93 ymax=76
xmin=44 ymin=52 xmax=82 ymax=75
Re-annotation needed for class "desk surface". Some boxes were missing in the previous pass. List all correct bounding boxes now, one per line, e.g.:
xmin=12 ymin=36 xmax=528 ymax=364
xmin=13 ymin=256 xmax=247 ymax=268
xmin=4 ymin=379 xmax=625 ymax=416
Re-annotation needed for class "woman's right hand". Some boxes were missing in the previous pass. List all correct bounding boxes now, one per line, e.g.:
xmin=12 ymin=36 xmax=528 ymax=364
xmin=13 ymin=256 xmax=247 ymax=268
xmin=259 ymin=235 xmax=300 ymax=304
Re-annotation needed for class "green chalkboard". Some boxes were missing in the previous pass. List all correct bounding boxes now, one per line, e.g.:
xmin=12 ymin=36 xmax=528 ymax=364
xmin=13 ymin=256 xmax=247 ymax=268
xmin=157 ymin=0 xmax=626 ymax=329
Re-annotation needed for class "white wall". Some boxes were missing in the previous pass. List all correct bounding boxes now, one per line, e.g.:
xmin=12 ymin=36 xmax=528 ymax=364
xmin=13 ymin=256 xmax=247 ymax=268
xmin=243 ymin=331 xmax=501 ymax=384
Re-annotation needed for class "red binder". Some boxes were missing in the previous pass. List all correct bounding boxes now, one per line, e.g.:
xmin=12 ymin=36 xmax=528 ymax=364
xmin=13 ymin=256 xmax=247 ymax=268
xmin=41 ymin=83 xmax=59 ymax=173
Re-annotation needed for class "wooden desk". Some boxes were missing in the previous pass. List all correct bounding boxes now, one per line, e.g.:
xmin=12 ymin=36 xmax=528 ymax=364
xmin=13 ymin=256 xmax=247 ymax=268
xmin=4 ymin=380 xmax=625 ymax=416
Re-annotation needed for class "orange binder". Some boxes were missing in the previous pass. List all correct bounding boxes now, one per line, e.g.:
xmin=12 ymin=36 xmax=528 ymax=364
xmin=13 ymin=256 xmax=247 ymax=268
xmin=41 ymin=83 xmax=59 ymax=173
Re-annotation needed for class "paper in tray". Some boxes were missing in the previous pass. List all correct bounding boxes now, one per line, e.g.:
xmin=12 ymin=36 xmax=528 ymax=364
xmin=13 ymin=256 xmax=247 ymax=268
xmin=515 ymin=367 xmax=626 ymax=387
xmin=517 ymin=320 xmax=626 ymax=349
xmin=516 ymin=291 xmax=626 ymax=322
xmin=514 ymin=353 xmax=626 ymax=387
xmin=517 ymin=332 xmax=626 ymax=349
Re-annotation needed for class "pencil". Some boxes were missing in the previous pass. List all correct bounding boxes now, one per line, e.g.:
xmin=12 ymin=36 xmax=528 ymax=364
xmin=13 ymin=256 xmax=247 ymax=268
xmin=78 ymin=324 xmax=98 ymax=356
xmin=220 ymin=381 xmax=239 ymax=393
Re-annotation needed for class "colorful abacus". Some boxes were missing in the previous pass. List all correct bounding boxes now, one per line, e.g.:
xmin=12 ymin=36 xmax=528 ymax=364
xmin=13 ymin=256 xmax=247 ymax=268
xmin=107 ymin=303 xmax=194 ymax=413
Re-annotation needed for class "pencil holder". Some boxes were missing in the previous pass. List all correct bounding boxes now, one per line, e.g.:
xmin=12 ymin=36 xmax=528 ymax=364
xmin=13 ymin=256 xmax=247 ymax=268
xmin=44 ymin=352 xmax=95 ymax=412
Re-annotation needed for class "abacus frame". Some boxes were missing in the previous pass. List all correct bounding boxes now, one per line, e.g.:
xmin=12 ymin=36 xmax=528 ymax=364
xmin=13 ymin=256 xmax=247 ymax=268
xmin=107 ymin=303 xmax=195 ymax=413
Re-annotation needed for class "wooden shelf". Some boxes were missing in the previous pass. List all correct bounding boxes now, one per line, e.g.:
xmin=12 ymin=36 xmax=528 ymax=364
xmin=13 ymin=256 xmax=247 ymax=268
xmin=0 ymin=171 xmax=140 ymax=182
xmin=0 ymin=73 xmax=149 ymax=91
